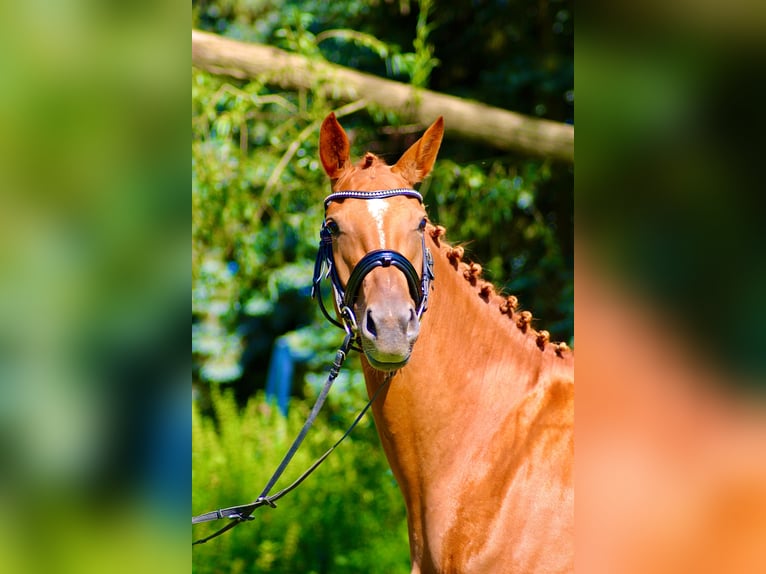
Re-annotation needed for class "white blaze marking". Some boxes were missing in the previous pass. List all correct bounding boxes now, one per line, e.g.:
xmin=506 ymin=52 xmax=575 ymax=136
xmin=367 ymin=199 xmax=389 ymax=248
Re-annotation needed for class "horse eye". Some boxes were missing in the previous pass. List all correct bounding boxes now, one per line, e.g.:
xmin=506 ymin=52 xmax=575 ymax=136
xmin=325 ymin=220 xmax=340 ymax=236
xmin=419 ymin=217 xmax=428 ymax=231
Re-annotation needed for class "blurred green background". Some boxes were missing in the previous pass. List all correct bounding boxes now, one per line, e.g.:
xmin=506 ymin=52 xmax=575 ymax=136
xmin=0 ymin=2 xmax=189 ymax=574
xmin=192 ymin=0 xmax=572 ymax=571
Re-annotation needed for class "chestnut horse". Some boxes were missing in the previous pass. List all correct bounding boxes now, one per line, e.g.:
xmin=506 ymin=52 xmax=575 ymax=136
xmin=318 ymin=113 xmax=574 ymax=573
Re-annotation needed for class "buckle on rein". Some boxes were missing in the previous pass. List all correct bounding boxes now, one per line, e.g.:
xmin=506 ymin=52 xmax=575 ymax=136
xmin=340 ymin=305 xmax=358 ymax=337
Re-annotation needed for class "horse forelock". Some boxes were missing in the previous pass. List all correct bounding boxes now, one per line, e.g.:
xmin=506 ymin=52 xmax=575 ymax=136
xmin=331 ymin=152 xmax=410 ymax=192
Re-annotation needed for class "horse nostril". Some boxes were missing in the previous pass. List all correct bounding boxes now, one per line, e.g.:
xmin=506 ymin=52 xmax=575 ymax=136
xmin=366 ymin=309 xmax=378 ymax=337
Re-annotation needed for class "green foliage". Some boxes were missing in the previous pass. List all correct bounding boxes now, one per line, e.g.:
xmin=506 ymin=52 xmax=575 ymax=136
xmin=410 ymin=0 xmax=438 ymax=88
xmin=192 ymin=65 xmax=331 ymax=388
xmin=193 ymin=386 xmax=410 ymax=573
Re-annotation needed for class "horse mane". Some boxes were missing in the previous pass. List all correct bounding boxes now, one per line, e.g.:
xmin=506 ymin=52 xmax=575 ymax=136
xmin=426 ymin=222 xmax=572 ymax=359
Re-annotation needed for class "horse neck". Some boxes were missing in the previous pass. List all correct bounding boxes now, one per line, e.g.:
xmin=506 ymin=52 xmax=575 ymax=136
xmin=361 ymin=231 xmax=573 ymax=482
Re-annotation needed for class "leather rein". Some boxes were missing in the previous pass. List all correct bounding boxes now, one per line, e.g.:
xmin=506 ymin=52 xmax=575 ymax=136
xmin=192 ymin=188 xmax=432 ymax=545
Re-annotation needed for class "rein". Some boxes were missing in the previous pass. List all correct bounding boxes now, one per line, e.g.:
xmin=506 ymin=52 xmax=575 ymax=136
xmin=193 ymin=333 xmax=394 ymax=545
xmin=192 ymin=188 xmax=432 ymax=545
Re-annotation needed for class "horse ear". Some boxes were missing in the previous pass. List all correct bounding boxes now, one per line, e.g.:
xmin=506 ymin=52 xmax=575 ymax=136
xmin=392 ymin=116 xmax=444 ymax=184
xmin=319 ymin=113 xmax=350 ymax=180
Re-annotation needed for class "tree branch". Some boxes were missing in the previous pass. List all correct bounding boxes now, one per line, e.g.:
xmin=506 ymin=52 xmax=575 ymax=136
xmin=192 ymin=29 xmax=574 ymax=163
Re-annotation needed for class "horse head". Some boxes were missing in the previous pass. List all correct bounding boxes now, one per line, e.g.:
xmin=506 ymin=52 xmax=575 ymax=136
xmin=318 ymin=113 xmax=444 ymax=370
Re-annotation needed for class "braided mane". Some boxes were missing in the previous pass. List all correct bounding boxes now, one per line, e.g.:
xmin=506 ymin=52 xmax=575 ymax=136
xmin=426 ymin=223 xmax=571 ymax=358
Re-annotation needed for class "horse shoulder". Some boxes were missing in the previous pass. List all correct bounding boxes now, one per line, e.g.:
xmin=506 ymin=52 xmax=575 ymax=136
xmin=439 ymin=373 xmax=574 ymax=573
xmin=496 ymin=374 xmax=574 ymax=571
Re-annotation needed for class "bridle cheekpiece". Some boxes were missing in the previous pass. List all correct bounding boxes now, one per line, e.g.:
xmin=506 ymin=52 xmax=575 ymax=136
xmin=312 ymin=188 xmax=434 ymax=346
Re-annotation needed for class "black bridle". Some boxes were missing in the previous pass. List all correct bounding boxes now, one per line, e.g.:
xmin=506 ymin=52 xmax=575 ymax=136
xmin=192 ymin=188 xmax=433 ymax=546
xmin=312 ymin=188 xmax=434 ymax=344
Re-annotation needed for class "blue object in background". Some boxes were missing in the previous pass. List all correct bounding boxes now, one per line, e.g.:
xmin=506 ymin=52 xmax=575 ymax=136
xmin=265 ymin=334 xmax=314 ymax=416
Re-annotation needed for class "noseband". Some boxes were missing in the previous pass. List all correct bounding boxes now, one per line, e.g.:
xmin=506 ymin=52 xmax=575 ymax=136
xmin=312 ymin=189 xmax=434 ymax=343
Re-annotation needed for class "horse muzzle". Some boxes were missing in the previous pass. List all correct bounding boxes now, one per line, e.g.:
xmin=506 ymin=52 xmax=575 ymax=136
xmin=359 ymin=299 xmax=420 ymax=371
